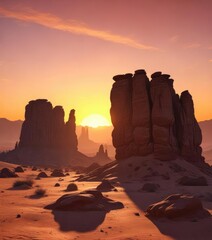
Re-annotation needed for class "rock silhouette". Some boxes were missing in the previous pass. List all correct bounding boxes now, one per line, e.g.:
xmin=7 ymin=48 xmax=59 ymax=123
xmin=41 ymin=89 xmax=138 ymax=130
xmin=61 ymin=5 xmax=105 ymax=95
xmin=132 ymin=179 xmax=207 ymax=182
xmin=19 ymin=99 xmax=77 ymax=151
xmin=111 ymin=70 xmax=203 ymax=162
xmin=0 ymin=168 xmax=18 ymax=178
xmin=14 ymin=166 xmax=24 ymax=172
xmin=37 ymin=171 xmax=48 ymax=178
xmin=94 ymin=144 xmax=110 ymax=162
xmin=1 ymin=99 xmax=93 ymax=167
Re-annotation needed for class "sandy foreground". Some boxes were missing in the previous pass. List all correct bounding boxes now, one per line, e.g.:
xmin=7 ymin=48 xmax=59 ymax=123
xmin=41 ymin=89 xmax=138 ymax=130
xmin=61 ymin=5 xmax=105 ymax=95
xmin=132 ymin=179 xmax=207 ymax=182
xmin=0 ymin=161 xmax=212 ymax=240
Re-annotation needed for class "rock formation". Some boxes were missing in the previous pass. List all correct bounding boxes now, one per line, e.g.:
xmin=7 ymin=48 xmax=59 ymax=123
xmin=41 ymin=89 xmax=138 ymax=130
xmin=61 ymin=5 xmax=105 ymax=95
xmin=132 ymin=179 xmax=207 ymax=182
xmin=92 ymin=144 xmax=111 ymax=165
xmin=111 ymin=70 xmax=203 ymax=162
xmin=0 ymin=99 xmax=95 ymax=167
xmin=145 ymin=194 xmax=210 ymax=219
xmin=45 ymin=189 xmax=124 ymax=211
xmin=95 ymin=144 xmax=108 ymax=159
xmin=19 ymin=99 xmax=77 ymax=151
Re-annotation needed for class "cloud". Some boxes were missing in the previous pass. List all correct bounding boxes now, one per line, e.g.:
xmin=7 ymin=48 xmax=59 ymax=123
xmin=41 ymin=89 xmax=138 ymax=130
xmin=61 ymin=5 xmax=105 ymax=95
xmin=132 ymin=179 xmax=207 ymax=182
xmin=0 ymin=6 xmax=158 ymax=51
xmin=170 ymin=35 xmax=179 ymax=43
xmin=209 ymin=59 xmax=212 ymax=62
xmin=185 ymin=43 xmax=201 ymax=49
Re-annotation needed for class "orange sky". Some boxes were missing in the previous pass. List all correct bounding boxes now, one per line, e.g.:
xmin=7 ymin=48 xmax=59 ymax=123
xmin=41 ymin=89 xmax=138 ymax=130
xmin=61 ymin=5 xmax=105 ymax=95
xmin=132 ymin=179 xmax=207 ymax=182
xmin=0 ymin=0 xmax=212 ymax=124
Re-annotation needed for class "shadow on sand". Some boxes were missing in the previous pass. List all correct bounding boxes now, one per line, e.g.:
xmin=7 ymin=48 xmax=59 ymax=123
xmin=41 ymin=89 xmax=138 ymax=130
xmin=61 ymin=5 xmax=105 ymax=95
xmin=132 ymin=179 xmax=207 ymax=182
xmin=51 ymin=210 xmax=106 ymax=232
xmin=119 ymin=181 xmax=212 ymax=240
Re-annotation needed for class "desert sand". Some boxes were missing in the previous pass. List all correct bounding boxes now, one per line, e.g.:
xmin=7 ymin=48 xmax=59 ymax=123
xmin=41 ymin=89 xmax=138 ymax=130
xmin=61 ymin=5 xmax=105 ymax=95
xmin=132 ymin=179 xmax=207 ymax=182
xmin=1 ymin=159 xmax=212 ymax=240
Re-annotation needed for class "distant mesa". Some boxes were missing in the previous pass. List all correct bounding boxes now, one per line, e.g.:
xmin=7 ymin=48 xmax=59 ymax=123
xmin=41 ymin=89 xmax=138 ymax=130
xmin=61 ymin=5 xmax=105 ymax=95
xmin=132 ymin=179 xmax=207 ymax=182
xmin=0 ymin=99 xmax=93 ymax=167
xmin=94 ymin=144 xmax=111 ymax=163
xmin=19 ymin=99 xmax=77 ymax=151
xmin=0 ymin=100 xmax=113 ymax=167
xmin=78 ymin=126 xmax=112 ymax=164
xmin=110 ymin=69 xmax=203 ymax=163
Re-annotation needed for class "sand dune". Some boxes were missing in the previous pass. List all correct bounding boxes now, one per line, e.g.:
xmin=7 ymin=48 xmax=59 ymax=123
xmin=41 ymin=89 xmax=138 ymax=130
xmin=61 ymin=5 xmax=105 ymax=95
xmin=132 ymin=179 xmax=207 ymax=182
xmin=0 ymin=158 xmax=212 ymax=240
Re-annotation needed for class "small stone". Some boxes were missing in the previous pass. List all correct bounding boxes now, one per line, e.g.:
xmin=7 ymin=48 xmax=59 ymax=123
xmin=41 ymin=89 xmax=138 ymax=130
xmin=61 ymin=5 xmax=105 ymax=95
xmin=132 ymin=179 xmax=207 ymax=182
xmin=66 ymin=183 xmax=78 ymax=192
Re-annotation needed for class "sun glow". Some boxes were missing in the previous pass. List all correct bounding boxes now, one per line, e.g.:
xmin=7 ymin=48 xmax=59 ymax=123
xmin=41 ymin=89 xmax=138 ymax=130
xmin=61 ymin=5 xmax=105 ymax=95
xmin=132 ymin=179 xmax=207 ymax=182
xmin=81 ymin=114 xmax=111 ymax=128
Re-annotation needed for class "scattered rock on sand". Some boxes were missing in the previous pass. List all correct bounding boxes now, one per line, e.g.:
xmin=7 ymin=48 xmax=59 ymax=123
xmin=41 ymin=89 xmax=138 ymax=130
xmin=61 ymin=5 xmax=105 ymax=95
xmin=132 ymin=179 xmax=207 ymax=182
xmin=37 ymin=172 xmax=48 ymax=178
xmin=32 ymin=167 xmax=37 ymax=171
xmin=177 ymin=176 xmax=208 ymax=186
xmin=16 ymin=214 xmax=21 ymax=218
xmin=145 ymin=194 xmax=210 ymax=219
xmin=66 ymin=183 xmax=78 ymax=192
xmin=0 ymin=168 xmax=18 ymax=178
xmin=45 ymin=189 xmax=124 ymax=211
xmin=14 ymin=166 xmax=24 ymax=172
xmin=96 ymin=180 xmax=116 ymax=192
xmin=141 ymin=183 xmax=160 ymax=192
xmin=51 ymin=169 xmax=65 ymax=177
xmin=54 ymin=183 xmax=60 ymax=187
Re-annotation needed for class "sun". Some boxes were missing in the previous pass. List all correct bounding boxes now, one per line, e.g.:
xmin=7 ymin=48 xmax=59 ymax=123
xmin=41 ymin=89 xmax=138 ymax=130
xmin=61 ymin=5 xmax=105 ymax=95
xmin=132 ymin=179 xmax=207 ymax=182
xmin=80 ymin=114 xmax=111 ymax=128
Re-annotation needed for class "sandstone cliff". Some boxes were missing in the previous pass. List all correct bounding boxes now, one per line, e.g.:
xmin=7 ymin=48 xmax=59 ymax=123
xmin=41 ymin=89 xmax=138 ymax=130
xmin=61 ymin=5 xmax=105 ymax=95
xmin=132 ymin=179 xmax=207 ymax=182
xmin=110 ymin=70 xmax=203 ymax=162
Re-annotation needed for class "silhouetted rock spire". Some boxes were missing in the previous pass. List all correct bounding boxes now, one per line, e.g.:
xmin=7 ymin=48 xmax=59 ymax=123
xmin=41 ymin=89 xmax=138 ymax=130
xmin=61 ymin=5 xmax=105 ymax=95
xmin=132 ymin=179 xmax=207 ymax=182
xmin=110 ymin=69 xmax=203 ymax=162
xmin=95 ymin=144 xmax=110 ymax=161
xmin=19 ymin=99 xmax=77 ymax=151
xmin=79 ymin=126 xmax=89 ymax=142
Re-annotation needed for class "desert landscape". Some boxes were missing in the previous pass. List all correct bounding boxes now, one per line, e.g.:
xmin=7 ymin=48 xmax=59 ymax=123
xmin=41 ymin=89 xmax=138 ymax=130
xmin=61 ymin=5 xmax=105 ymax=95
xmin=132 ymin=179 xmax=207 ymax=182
xmin=1 ymin=1 xmax=212 ymax=240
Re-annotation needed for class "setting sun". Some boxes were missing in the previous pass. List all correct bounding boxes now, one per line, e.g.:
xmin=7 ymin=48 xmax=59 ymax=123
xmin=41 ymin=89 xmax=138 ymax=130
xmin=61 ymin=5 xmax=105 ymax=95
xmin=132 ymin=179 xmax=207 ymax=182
xmin=80 ymin=114 xmax=111 ymax=128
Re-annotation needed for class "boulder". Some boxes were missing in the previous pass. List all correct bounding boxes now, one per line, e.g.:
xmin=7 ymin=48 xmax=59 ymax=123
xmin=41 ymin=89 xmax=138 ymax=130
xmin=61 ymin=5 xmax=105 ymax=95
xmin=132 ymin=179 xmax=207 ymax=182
xmin=45 ymin=189 xmax=124 ymax=212
xmin=96 ymin=180 xmax=115 ymax=192
xmin=0 ymin=168 xmax=18 ymax=178
xmin=66 ymin=183 xmax=78 ymax=192
xmin=51 ymin=169 xmax=65 ymax=177
xmin=145 ymin=194 xmax=210 ymax=219
xmin=37 ymin=171 xmax=48 ymax=178
xmin=14 ymin=166 xmax=24 ymax=172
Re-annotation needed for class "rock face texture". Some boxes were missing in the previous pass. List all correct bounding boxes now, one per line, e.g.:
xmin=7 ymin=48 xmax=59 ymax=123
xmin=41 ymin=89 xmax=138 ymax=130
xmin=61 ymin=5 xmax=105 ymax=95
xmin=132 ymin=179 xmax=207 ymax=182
xmin=45 ymin=189 xmax=124 ymax=211
xmin=145 ymin=194 xmax=210 ymax=219
xmin=110 ymin=70 xmax=203 ymax=162
xmin=19 ymin=99 xmax=77 ymax=151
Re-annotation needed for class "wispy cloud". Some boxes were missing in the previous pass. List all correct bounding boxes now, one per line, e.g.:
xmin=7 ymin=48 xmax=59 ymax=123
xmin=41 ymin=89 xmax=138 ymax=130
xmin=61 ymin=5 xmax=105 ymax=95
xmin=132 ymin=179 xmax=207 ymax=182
xmin=0 ymin=6 xmax=158 ymax=51
xmin=170 ymin=35 xmax=179 ymax=43
xmin=185 ymin=43 xmax=201 ymax=49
